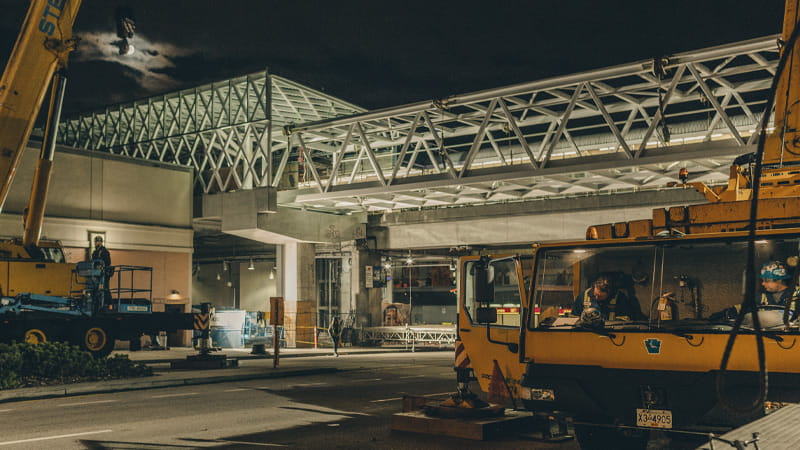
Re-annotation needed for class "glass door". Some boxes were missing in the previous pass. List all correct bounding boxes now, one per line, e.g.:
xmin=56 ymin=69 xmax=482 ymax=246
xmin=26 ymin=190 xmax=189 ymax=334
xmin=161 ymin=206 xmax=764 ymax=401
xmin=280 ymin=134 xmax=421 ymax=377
xmin=316 ymin=258 xmax=341 ymax=328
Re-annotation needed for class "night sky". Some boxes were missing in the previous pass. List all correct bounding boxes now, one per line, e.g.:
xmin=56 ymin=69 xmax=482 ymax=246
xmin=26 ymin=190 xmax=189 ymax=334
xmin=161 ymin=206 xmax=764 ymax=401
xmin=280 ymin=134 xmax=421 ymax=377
xmin=0 ymin=1 xmax=786 ymax=118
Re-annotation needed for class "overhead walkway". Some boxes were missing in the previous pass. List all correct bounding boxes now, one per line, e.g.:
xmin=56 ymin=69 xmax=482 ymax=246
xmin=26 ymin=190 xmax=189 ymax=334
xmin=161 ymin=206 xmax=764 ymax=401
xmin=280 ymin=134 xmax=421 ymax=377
xmin=57 ymin=73 xmax=365 ymax=195
xmin=56 ymin=36 xmax=780 ymax=217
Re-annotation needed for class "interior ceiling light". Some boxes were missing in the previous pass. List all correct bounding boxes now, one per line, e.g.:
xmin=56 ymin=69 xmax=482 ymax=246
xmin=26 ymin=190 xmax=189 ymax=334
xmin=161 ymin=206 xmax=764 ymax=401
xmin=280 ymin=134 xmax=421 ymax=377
xmin=248 ymin=258 xmax=255 ymax=270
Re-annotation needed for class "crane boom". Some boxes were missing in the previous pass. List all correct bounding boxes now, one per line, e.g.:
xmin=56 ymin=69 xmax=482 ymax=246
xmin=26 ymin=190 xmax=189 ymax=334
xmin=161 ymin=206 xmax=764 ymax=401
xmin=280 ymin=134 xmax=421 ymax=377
xmin=0 ymin=0 xmax=81 ymax=213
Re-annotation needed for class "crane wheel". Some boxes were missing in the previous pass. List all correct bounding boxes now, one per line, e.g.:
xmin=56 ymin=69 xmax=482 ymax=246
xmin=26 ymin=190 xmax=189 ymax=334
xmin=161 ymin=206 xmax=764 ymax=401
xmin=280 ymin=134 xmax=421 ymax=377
xmin=23 ymin=328 xmax=48 ymax=344
xmin=78 ymin=325 xmax=115 ymax=357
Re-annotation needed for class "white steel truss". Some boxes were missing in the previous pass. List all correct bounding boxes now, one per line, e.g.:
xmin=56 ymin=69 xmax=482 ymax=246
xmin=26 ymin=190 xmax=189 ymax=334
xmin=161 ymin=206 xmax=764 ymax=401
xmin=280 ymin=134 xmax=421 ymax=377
xmin=58 ymin=72 xmax=365 ymax=194
xmin=58 ymin=36 xmax=780 ymax=213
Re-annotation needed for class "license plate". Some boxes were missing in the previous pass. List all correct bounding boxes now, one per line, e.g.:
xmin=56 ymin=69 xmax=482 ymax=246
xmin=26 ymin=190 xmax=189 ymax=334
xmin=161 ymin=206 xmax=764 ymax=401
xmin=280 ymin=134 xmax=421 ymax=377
xmin=636 ymin=408 xmax=672 ymax=429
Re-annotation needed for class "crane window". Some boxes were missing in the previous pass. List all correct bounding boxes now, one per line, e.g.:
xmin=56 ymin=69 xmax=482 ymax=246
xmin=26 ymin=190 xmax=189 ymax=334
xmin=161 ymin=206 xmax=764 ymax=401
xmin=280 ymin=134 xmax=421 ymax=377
xmin=530 ymin=236 xmax=800 ymax=331
xmin=464 ymin=257 xmax=529 ymax=327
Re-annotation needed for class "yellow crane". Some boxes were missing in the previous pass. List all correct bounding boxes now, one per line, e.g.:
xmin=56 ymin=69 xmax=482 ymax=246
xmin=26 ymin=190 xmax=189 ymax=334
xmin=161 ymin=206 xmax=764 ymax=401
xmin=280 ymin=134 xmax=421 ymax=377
xmin=454 ymin=1 xmax=800 ymax=448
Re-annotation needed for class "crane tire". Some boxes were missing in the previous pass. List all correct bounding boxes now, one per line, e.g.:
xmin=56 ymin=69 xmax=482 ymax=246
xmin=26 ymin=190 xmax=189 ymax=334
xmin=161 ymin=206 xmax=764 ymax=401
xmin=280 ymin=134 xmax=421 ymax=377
xmin=77 ymin=324 xmax=115 ymax=358
xmin=23 ymin=328 xmax=48 ymax=345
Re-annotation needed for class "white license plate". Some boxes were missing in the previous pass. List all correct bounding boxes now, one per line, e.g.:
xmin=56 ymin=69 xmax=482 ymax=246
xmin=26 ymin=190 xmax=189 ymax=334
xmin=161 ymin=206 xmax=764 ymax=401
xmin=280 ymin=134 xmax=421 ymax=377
xmin=126 ymin=305 xmax=148 ymax=312
xmin=636 ymin=408 xmax=673 ymax=429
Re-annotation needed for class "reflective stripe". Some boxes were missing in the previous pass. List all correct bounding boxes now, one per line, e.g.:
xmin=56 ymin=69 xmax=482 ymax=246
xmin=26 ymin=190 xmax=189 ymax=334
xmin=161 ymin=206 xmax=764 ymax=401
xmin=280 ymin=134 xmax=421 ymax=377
xmin=583 ymin=288 xmax=618 ymax=320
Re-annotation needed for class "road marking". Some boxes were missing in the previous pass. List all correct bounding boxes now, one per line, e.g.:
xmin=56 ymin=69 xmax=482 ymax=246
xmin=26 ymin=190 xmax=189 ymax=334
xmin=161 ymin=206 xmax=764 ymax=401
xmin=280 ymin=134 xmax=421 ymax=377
xmin=223 ymin=388 xmax=249 ymax=392
xmin=351 ymin=378 xmax=382 ymax=382
xmin=151 ymin=392 xmax=199 ymax=399
xmin=427 ymin=392 xmax=454 ymax=397
xmin=57 ymin=400 xmax=117 ymax=407
xmin=0 ymin=429 xmax=112 ymax=446
xmin=291 ymin=382 xmax=328 ymax=387
xmin=0 ymin=409 xmax=12 ymax=413
xmin=216 ymin=440 xmax=286 ymax=447
xmin=370 ymin=397 xmax=402 ymax=403
xmin=438 ymin=372 xmax=453 ymax=376
xmin=398 ymin=375 xmax=426 ymax=379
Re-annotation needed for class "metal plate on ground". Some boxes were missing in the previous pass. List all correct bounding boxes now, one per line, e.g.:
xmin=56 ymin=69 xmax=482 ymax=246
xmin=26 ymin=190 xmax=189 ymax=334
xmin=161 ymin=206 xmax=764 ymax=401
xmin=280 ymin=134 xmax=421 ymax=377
xmin=391 ymin=409 xmax=533 ymax=440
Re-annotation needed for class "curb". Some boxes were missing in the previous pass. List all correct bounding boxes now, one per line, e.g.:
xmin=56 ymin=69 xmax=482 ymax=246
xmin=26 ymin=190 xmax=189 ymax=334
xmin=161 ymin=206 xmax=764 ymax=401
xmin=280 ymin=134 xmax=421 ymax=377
xmin=0 ymin=367 xmax=338 ymax=404
xmin=130 ymin=348 xmax=409 ymax=364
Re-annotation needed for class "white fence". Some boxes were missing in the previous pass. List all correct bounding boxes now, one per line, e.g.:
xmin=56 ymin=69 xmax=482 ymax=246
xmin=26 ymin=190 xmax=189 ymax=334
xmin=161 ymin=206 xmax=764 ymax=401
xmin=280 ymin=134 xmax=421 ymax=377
xmin=361 ymin=325 xmax=456 ymax=350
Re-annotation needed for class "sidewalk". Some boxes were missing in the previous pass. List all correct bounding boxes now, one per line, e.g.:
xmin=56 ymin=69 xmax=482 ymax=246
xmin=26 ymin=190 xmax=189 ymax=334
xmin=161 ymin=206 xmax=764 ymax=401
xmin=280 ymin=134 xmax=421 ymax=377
xmin=0 ymin=346 xmax=413 ymax=404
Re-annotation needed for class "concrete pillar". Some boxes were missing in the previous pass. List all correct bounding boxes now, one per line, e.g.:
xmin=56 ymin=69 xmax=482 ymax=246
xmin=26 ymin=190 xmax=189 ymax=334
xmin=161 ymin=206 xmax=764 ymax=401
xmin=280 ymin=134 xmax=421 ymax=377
xmin=279 ymin=241 xmax=316 ymax=348
xmin=242 ymin=136 xmax=254 ymax=190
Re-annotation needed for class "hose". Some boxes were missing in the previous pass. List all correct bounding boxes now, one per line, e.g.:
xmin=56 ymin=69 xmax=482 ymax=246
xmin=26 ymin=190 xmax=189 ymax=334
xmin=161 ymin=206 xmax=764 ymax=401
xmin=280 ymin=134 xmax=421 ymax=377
xmin=715 ymin=13 xmax=800 ymax=415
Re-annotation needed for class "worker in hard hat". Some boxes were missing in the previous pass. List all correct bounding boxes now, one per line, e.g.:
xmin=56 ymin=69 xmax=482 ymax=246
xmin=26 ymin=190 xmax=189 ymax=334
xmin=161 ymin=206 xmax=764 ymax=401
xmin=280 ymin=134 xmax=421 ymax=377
xmin=572 ymin=274 xmax=643 ymax=323
xmin=759 ymin=260 xmax=793 ymax=306
xmin=710 ymin=260 xmax=795 ymax=322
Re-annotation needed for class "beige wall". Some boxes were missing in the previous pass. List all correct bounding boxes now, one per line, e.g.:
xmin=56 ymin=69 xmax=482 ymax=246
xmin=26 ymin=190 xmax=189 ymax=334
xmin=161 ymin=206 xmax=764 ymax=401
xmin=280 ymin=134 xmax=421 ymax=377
xmin=239 ymin=261 xmax=277 ymax=312
xmin=192 ymin=261 xmax=278 ymax=312
xmin=193 ymin=263 xmax=238 ymax=308
xmin=65 ymin=248 xmax=191 ymax=306
xmin=5 ymin=145 xmax=192 ymax=227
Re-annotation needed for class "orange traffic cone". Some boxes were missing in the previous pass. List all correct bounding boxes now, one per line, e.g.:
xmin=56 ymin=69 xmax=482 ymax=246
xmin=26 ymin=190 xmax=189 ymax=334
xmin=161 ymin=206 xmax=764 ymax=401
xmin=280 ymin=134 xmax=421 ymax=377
xmin=487 ymin=359 xmax=511 ymax=406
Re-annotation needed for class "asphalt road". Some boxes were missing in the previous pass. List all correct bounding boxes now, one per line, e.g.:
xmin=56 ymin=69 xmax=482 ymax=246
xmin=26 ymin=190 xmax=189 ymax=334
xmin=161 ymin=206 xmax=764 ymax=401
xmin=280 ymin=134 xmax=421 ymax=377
xmin=0 ymin=352 xmax=581 ymax=449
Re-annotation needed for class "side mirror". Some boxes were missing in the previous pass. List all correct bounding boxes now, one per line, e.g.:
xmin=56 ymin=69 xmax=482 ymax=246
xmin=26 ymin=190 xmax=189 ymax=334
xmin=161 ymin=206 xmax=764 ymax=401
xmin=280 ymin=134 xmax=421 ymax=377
xmin=473 ymin=258 xmax=494 ymax=303
xmin=476 ymin=306 xmax=498 ymax=324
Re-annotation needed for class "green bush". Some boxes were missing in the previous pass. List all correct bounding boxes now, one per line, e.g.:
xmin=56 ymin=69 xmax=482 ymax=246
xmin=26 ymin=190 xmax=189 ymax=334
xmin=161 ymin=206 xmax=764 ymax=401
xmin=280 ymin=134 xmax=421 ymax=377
xmin=0 ymin=342 xmax=152 ymax=389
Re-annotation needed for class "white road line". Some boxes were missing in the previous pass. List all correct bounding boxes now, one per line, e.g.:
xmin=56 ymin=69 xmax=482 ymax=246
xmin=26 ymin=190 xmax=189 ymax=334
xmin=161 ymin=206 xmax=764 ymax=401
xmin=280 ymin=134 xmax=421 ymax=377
xmin=369 ymin=397 xmax=402 ymax=403
xmin=426 ymin=392 xmax=454 ymax=397
xmin=0 ymin=429 xmax=112 ymax=446
xmin=0 ymin=409 xmax=12 ymax=413
xmin=398 ymin=375 xmax=426 ymax=379
xmin=216 ymin=440 xmax=286 ymax=447
xmin=223 ymin=388 xmax=249 ymax=392
xmin=351 ymin=378 xmax=382 ymax=382
xmin=291 ymin=382 xmax=328 ymax=387
xmin=151 ymin=392 xmax=199 ymax=399
xmin=57 ymin=400 xmax=117 ymax=407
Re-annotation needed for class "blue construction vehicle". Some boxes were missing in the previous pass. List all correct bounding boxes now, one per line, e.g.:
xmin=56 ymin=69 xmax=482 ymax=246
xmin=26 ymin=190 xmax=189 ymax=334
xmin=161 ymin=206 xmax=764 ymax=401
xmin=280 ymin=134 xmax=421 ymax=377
xmin=0 ymin=260 xmax=193 ymax=357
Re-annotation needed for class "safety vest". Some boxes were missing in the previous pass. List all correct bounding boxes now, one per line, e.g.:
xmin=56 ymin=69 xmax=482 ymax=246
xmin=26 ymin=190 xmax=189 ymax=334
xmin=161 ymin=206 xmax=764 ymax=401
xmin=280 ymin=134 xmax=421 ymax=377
xmin=584 ymin=288 xmax=618 ymax=320
xmin=761 ymin=289 xmax=790 ymax=306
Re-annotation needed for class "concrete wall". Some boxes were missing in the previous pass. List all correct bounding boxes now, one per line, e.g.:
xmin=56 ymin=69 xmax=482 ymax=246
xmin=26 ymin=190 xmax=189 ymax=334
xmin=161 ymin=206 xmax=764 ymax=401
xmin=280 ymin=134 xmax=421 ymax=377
xmin=4 ymin=145 xmax=192 ymax=227
xmin=377 ymin=190 xmax=708 ymax=248
xmin=193 ymin=263 xmax=239 ymax=308
xmin=239 ymin=261 xmax=277 ymax=312
xmin=192 ymin=261 xmax=278 ymax=311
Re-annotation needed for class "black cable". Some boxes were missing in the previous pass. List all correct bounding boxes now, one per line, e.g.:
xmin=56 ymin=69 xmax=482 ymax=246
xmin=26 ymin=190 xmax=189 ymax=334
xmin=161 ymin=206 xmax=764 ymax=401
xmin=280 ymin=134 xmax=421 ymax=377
xmin=715 ymin=12 xmax=800 ymax=415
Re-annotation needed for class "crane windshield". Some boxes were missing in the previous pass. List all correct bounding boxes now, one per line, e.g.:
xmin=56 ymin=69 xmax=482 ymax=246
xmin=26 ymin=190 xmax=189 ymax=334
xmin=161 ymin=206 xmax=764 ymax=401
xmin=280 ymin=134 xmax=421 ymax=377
xmin=529 ymin=236 xmax=800 ymax=331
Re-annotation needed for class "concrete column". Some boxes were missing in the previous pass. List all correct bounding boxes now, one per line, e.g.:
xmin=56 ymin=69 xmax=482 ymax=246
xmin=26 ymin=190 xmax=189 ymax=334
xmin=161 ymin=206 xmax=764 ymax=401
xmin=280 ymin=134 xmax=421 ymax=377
xmin=279 ymin=241 xmax=316 ymax=348
xmin=242 ymin=136 xmax=254 ymax=190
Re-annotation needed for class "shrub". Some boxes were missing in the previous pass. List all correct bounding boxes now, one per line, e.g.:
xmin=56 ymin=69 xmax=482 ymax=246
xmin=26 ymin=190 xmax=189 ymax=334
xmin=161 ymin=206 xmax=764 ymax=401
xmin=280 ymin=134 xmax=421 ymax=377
xmin=0 ymin=342 xmax=152 ymax=389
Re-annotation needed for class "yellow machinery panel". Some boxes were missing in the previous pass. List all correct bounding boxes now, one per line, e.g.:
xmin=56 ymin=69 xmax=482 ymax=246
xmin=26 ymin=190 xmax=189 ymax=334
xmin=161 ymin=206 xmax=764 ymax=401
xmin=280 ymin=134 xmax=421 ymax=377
xmin=6 ymin=261 xmax=73 ymax=297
